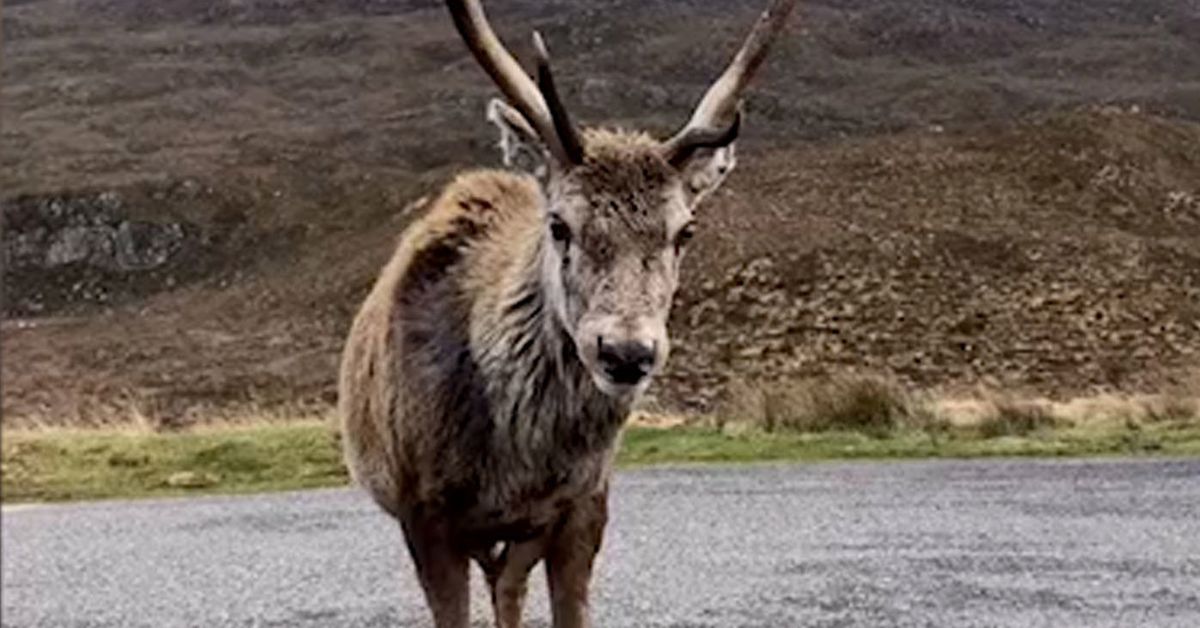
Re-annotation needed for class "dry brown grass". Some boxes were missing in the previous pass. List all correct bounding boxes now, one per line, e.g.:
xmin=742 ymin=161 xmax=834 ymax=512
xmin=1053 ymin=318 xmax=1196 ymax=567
xmin=1139 ymin=370 xmax=1200 ymax=424
xmin=974 ymin=396 xmax=1063 ymax=439
xmin=712 ymin=373 xmax=1200 ymax=439
xmin=717 ymin=372 xmax=943 ymax=437
xmin=3 ymin=389 xmax=334 ymax=434
xmin=11 ymin=376 xmax=1196 ymax=440
xmin=1141 ymin=396 xmax=1199 ymax=424
xmin=932 ymin=371 xmax=1200 ymax=432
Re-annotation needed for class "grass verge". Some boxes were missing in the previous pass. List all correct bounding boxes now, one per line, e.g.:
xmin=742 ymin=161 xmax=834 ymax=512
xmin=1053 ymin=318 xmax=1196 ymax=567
xmin=1 ymin=422 xmax=345 ymax=504
xmin=4 ymin=418 xmax=1200 ymax=504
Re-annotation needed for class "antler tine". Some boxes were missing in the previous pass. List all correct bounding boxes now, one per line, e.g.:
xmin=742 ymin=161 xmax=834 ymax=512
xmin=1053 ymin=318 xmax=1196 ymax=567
xmin=662 ymin=108 xmax=742 ymax=168
xmin=663 ymin=0 xmax=796 ymax=160
xmin=532 ymin=32 xmax=585 ymax=165
xmin=445 ymin=0 xmax=576 ymax=165
xmin=687 ymin=0 xmax=797 ymax=127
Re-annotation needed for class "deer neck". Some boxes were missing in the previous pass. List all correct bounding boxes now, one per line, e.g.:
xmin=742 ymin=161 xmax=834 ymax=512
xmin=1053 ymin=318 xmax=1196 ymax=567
xmin=480 ymin=231 xmax=629 ymax=459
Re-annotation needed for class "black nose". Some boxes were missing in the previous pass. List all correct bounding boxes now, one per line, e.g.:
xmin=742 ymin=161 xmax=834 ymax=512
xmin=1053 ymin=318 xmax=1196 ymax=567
xmin=597 ymin=339 xmax=656 ymax=385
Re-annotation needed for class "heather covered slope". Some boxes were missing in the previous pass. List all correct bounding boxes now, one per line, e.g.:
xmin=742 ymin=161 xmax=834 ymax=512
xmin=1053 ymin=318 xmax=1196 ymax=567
xmin=3 ymin=0 xmax=1199 ymax=424
xmin=664 ymin=109 xmax=1200 ymax=409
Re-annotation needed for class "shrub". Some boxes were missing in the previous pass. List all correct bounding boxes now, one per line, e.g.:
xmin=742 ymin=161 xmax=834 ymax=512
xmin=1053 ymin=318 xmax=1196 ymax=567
xmin=719 ymin=373 xmax=938 ymax=437
xmin=1140 ymin=396 xmax=1198 ymax=424
xmin=977 ymin=397 xmax=1060 ymax=438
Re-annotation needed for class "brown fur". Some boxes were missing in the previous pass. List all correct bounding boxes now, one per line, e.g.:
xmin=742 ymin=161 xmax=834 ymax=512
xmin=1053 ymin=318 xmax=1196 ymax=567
xmin=340 ymin=132 xmax=698 ymax=628
xmin=339 ymin=16 xmax=770 ymax=620
xmin=343 ymin=0 xmax=794 ymax=621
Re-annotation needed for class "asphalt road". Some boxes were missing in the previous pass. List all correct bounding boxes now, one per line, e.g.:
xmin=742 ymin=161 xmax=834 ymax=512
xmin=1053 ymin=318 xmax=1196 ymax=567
xmin=4 ymin=458 xmax=1199 ymax=627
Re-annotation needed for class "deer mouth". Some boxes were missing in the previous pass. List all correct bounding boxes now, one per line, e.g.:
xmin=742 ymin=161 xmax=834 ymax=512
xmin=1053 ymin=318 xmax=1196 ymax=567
xmin=590 ymin=367 xmax=653 ymax=400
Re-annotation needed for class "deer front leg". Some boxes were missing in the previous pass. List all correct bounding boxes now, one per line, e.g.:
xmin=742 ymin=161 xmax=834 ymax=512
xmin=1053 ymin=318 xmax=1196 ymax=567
xmin=400 ymin=510 xmax=470 ymax=628
xmin=545 ymin=491 xmax=608 ymax=628
xmin=477 ymin=538 xmax=547 ymax=628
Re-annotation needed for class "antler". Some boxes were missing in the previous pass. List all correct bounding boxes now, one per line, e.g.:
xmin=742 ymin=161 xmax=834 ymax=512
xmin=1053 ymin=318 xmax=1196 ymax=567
xmin=661 ymin=0 xmax=797 ymax=165
xmin=661 ymin=108 xmax=742 ymax=168
xmin=532 ymin=32 xmax=585 ymax=165
xmin=446 ymin=0 xmax=584 ymax=166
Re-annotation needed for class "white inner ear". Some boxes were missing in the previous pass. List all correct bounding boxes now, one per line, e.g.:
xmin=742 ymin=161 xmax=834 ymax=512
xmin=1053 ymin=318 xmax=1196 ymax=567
xmin=687 ymin=144 xmax=737 ymax=205
xmin=486 ymin=98 xmax=548 ymax=179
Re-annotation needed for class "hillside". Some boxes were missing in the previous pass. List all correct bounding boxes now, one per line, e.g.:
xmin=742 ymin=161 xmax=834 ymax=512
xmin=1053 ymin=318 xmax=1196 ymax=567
xmin=3 ymin=0 xmax=1199 ymax=425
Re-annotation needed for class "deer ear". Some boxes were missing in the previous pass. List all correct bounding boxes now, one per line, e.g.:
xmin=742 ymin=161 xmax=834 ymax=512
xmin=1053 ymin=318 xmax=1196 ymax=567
xmin=681 ymin=143 xmax=737 ymax=206
xmin=486 ymin=98 xmax=550 ymax=179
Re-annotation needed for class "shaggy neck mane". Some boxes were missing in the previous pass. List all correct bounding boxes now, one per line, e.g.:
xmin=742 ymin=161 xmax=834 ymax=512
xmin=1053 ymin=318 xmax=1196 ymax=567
xmin=477 ymin=230 xmax=628 ymax=466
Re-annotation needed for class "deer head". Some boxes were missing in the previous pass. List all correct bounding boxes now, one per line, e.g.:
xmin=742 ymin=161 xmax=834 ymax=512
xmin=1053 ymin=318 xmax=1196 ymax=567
xmin=446 ymin=0 xmax=796 ymax=398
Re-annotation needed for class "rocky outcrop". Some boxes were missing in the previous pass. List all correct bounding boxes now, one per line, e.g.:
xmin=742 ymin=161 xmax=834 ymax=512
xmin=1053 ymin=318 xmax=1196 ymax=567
xmin=3 ymin=191 xmax=200 ymax=315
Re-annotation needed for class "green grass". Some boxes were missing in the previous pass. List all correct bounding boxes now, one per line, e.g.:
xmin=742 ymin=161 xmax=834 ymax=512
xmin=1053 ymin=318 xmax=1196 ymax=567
xmin=621 ymin=422 xmax=1200 ymax=465
xmin=4 ymin=421 xmax=1200 ymax=504
xmin=1 ymin=422 xmax=345 ymax=504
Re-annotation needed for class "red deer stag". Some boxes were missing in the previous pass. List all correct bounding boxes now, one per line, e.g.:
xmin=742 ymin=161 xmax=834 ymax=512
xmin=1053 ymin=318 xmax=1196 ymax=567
xmin=339 ymin=1 xmax=796 ymax=625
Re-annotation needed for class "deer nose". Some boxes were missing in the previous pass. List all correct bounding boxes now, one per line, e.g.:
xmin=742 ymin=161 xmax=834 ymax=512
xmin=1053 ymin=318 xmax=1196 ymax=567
xmin=597 ymin=338 xmax=657 ymax=385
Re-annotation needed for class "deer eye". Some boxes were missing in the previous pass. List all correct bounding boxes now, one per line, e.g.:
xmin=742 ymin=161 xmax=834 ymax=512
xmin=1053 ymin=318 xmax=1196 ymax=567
xmin=674 ymin=222 xmax=696 ymax=251
xmin=549 ymin=215 xmax=572 ymax=248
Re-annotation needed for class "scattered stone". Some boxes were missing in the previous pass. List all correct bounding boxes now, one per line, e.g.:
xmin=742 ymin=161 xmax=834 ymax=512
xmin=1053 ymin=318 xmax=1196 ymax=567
xmin=166 ymin=471 xmax=220 ymax=489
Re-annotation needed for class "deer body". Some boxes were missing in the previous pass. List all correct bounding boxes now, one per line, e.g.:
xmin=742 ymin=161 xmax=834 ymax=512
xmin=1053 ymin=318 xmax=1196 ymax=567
xmin=339 ymin=2 xmax=796 ymax=626
xmin=341 ymin=168 xmax=624 ymax=530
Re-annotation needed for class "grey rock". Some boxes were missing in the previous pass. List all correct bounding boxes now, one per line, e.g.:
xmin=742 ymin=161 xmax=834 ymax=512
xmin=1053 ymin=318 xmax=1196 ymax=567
xmin=46 ymin=226 xmax=114 ymax=267
xmin=114 ymin=221 xmax=185 ymax=270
